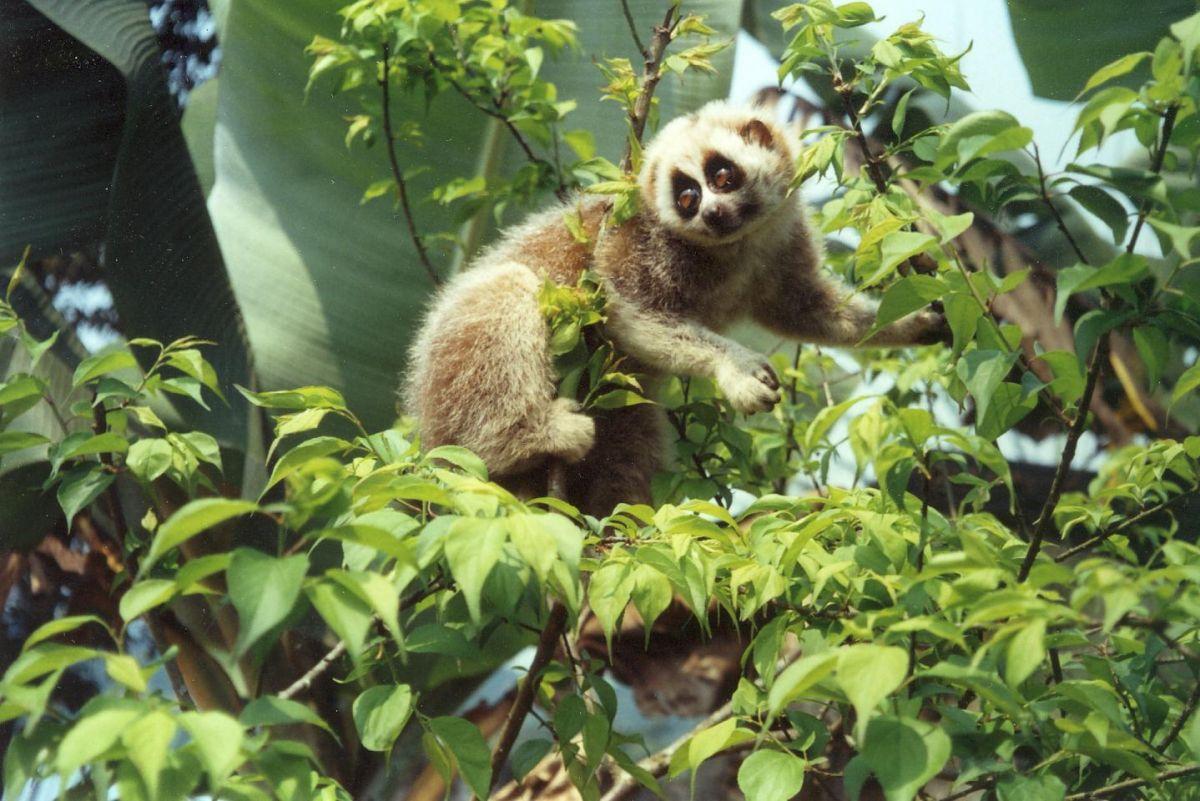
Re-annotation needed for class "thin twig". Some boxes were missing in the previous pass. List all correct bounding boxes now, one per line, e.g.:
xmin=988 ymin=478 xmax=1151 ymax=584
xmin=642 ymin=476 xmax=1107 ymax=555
xmin=1063 ymin=764 xmax=1200 ymax=800
xmin=278 ymin=641 xmax=347 ymax=701
xmin=1032 ymin=143 xmax=1089 ymax=266
xmin=1126 ymin=103 xmax=1180 ymax=256
xmin=1158 ymin=668 xmax=1200 ymax=751
xmin=620 ymin=4 xmax=680 ymax=172
xmin=619 ymin=0 xmax=647 ymax=58
xmin=487 ymin=601 xmax=569 ymax=795
xmin=1054 ymin=487 xmax=1197 ymax=562
xmin=599 ymin=700 xmax=734 ymax=801
xmin=380 ymin=41 xmax=440 ymax=286
xmin=1017 ymin=338 xmax=1107 ymax=582
xmin=277 ymin=578 xmax=446 ymax=700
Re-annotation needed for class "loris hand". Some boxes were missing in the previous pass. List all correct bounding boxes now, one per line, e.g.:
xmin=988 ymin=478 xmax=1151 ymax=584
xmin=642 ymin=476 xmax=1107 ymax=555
xmin=716 ymin=354 xmax=780 ymax=414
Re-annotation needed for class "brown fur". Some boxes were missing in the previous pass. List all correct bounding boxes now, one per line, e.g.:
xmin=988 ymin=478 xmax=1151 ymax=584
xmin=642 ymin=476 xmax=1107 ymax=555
xmin=404 ymin=102 xmax=944 ymax=516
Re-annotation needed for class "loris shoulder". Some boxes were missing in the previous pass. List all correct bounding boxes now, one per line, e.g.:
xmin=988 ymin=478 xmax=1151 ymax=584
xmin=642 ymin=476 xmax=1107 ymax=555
xmin=404 ymin=100 xmax=945 ymax=515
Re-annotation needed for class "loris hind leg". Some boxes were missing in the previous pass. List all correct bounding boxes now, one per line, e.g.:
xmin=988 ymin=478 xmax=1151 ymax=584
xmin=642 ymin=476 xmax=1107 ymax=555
xmin=564 ymin=403 xmax=669 ymax=517
xmin=405 ymin=261 xmax=595 ymax=477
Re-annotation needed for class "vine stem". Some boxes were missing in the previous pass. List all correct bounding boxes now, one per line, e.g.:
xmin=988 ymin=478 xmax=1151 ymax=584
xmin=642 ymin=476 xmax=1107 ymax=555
xmin=379 ymin=41 xmax=441 ymax=286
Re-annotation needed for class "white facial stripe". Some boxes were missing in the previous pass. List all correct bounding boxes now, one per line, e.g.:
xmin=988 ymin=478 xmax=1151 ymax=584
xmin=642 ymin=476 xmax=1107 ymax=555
xmin=640 ymin=100 xmax=795 ymax=244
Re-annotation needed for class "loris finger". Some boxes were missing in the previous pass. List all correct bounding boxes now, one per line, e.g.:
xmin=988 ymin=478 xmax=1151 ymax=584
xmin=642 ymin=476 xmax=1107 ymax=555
xmin=756 ymin=363 xmax=780 ymax=390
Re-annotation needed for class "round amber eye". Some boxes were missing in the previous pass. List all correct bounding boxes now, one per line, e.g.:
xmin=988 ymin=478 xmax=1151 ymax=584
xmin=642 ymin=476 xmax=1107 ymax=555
xmin=677 ymin=187 xmax=700 ymax=212
xmin=714 ymin=167 xmax=734 ymax=188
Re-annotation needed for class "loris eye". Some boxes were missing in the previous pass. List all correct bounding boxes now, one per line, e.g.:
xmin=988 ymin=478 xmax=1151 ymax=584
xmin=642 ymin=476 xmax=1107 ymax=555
xmin=676 ymin=186 xmax=701 ymax=216
xmin=705 ymin=156 xmax=740 ymax=192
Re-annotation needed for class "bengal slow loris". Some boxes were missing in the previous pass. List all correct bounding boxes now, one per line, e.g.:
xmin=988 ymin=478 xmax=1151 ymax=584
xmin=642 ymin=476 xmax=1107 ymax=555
xmin=405 ymin=101 xmax=945 ymax=516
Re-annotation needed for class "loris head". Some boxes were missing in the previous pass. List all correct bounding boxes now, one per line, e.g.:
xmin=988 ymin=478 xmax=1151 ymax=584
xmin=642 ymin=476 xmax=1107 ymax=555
xmin=639 ymin=101 xmax=796 ymax=247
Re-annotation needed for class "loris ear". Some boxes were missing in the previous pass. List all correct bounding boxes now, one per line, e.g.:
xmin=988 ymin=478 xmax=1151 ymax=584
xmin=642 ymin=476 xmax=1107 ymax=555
xmin=738 ymin=118 xmax=774 ymax=148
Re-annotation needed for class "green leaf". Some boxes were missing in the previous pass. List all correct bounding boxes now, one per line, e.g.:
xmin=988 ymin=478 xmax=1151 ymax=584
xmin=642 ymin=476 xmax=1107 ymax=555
xmin=1078 ymin=52 xmax=1152 ymax=96
xmin=877 ymin=231 xmax=937 ymax=279
xmin=938 ymin=111 xmax=1032 ymax=166
xmin=306 ymin=579 xmax=373 ymax=658
xmin=329 ymin=569 xmax=402 ymax=645
xmin=684 ymin=717 xmax=738 ymax=775
xmin=228 ymin=549 xmax=308 ymax=656
xmin=56 ymin=465 xmax=115 ymax=524
xmin=767 ymin=652 xmax=838 ymax=720
xmin=860 ymin=715 xmax=951 ymax=801
xmin=240 ymin=695 xmax=335 ymax=737
xmin=996 ymin=774 xmax=1066 ymax=801
xmin=126 ymin=438 xmax=175 ymax=482
xmin=837 ymin=645 xmax=908 ymax=739
xmin=1006 ymin=619 xmax=1046 ymax=687
xmin=143 ymin=498 xmax=258 ymax=571
xmin=510 ymin=739 xmax=553 ymax=781
xmin=0 ymin=431 xmax=49 ymax=456
xmin=104 ymin=653 xmax=148 ymax=692
xmin=179 ymin=710 xmax=245 ymax=786
xmin=443 ymin=518 xmax=506 ymax=621
xmin=353 ymin=684 xmax=414 ymax=752
xmin=587 ymin=562 xmax=634 ymax=646
xmin=427 ymin=717 xmax=492 ymax=799
xmin=119 ymin=579 xmax=177 ymax=621
xmin=737 ymin=749 xmax=805 ymax=801
xmin=56 ymin=707 xmax=142 ymax=776
xmin=1068 ymin=185 xmax=1128 ymax=244
xmin=71 ymin=348 xmax=138 ymax=389
xmin=956 ymin=349 xmax=1018 ymax=427
xmin=122 ymin=710 xmax=176 ymax=796
xmin=22 ymin=615 xmax=110 ymax=652
xmin=1147 ymin=217 xmax=1200 ymax=258
xmin=1173 ymin=361 xmax=1200 ymax=406
xmin=871 ymin=276 xmax=944 ymax=333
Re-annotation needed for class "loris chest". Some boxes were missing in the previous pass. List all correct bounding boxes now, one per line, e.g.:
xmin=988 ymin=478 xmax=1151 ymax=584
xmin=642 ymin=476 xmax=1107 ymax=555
xmin=598 ymin=218 xmax=764 ymax=330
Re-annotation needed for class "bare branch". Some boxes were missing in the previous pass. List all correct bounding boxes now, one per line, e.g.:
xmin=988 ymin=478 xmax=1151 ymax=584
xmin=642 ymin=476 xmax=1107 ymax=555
xmin=620 ymin=4 xmax=680 ymax=173
xmin=487 ymin=601 xmax=569 ymax=796
xmin=1158 ymin=671 xmax=1200 ymax=751
xmin=599 ymin=699 xmax=734 ymax=801
xmin=380 ymin=41 xmax=441 ymax=286
xmin=1017 ymin=336 xmax=1108 ymax=582
xmin=1032 ymin=143 xmax=1090 ymax=266
xmin=1126 ymin=103 xmax=1180 ymax=256
xmin=277 ymin=578 xmax=446 ymax=700
xmin=1063 ymin=765 xmax=1200 ymax=800
xmin=619 ymin=0 xmax=647 ymax=58
xmin=1054 ymin=486 xmax=1198 ymax=562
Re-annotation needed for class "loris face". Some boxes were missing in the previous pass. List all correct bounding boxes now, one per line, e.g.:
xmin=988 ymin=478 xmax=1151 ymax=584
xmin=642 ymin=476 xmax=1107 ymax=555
xmin=640 ymin=102 xmax=795 ymax=247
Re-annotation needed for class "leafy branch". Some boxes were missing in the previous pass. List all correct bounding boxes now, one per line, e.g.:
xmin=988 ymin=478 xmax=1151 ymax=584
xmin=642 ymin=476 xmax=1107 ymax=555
xmin=380 ymin=40 xmax=441 ymax=286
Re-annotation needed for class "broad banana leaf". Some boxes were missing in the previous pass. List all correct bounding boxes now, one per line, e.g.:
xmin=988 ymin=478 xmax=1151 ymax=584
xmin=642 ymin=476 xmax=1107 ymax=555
xmin=202 ymin=0 xmax=744 ymax=430
xmin=4 ymin=0 xmax=252 ymax=445
xmin=1006 ymin=0 xmax=1194 ymax=100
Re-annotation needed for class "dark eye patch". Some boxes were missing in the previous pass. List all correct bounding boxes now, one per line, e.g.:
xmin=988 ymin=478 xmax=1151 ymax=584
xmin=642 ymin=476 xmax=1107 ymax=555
xmin=671 ymin=170 xmax=702 ymax=219
xmin=703 ymin=153 xmax=742 ymax=193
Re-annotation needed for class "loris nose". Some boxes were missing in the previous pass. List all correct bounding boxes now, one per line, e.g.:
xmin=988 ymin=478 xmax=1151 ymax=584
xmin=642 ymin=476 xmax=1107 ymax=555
xmin=702 ymin=207 xmax=728 ymax=228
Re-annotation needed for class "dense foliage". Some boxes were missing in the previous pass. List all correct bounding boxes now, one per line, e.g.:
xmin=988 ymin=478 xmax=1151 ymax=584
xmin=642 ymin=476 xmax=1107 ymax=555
xmin=4 ymin=2 xmax=1200 ymax=801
